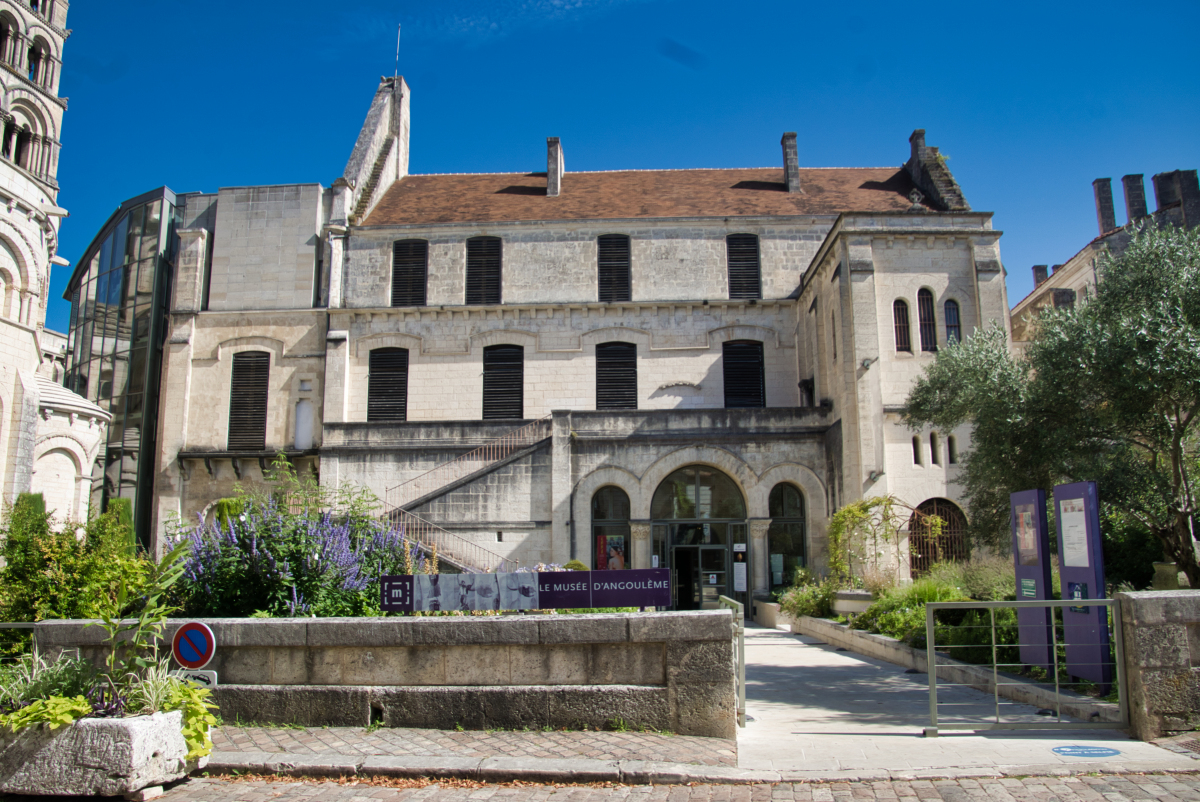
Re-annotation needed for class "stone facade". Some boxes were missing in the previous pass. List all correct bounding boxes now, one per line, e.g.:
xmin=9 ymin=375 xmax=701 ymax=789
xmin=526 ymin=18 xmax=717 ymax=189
xmin=1116 ymin=589 xmax=1200 ymax=740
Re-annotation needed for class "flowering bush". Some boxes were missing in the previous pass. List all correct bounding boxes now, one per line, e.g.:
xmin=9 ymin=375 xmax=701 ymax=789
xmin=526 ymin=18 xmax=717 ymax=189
xmin=169 ymin=457 xmax=438 ymax=618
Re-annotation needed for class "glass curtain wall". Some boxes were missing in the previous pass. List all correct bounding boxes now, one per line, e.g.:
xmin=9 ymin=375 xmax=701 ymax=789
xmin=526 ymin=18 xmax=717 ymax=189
xmin=63 ymin=188 xmax=178 ymax=548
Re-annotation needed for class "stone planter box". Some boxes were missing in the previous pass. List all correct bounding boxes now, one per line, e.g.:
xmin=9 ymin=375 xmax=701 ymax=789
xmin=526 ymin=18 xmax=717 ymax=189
xmin=751 ymin=601 xmax=791 ymax=629
xmin=831 ymin=590 xmax=874 ymax=616
xmin=0 ymin=710 xmax=207 ymax=797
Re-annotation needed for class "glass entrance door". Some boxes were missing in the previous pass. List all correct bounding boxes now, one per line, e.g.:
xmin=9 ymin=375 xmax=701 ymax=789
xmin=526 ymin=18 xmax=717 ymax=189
xmin=671 ymin=545 xmax=728 ymax=610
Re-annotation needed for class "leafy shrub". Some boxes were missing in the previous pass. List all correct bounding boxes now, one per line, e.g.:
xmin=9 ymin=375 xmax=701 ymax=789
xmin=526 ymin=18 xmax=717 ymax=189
xmin=779 ymin=576 xmax=841 ymax=619
xmin=562 ymin=559 xmax=588 ymax=571
xmin=0 ymin=650 xmax=96 ymax=712
xmin=923 ymin=555 xmax=1016 ymax=601
xmin=850 ymin=578 xmax=969 ymax=646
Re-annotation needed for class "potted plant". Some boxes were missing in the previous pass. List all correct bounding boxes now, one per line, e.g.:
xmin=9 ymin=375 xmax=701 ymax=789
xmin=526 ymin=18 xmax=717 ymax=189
xmin=0 ymin=545 xmax=218 ymax=798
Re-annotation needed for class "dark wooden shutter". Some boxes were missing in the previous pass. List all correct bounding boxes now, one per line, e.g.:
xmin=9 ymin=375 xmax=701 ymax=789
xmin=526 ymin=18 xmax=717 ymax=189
xmin=893 ymin=300 xmax=912 ymax=352
xmin=228 ymin=351 xmax=269 ymax=450
xmin=466 ymin=236 xmax=502 ymax=305
xmin=483 ymin=344 xmax=523 ymax=419
xmin=918 ymin=289 xmax=938 ymax=352
xmin=944 ymin=299 xmax=961 ymax=343
xmin=368 ymin=347 xmax=409 ymax=422
xmin=726 ymin=234 xmax=762 ymax=300
xmin=596 ymin=341 xmax=637 ymax=410
xmin=722 ymin=340 xmax=765 ymax=409
xmin=597 ymin=234 xmax=631 ymax=303
xmin=391 ymin=240 xmax=427 ymax=307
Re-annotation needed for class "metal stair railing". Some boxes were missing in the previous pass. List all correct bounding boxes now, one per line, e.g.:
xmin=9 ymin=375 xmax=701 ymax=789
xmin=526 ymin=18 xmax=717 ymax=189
xmin=386 ymin=507 xmax=515 ymax=573
xmin=385 ymin=415 xmax=552 ymax=510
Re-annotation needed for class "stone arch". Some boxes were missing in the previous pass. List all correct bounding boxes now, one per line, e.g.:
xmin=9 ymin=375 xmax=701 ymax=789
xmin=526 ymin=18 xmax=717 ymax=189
xmin=635 ymin=445 xmax=756 ymax=519
xmin=708 ymin=324 xmax=783 ymax=350
xmin=212 ymin=336 xmax=285 ymax=363
xmin=752 ymin=462 xmax=827 ymax=523
xmin=353 ymin=331 xmax=422 ymax=358
xmin=572 ymin=465 xmax=642 ymax=570
xmin=26 ymin=27 xmax=58 ymax=60
xmin=579 ymin=326 xmax=651 ymax=347
xmin=32 ymin=435 xmax=88 ymax=522
xmin=7 ymin=91 xmax=57 ymax=140
xmin=469 ymin=328 xmax=537 ymax=352
xmin=0 ymin=221 xmax=36 ymax=292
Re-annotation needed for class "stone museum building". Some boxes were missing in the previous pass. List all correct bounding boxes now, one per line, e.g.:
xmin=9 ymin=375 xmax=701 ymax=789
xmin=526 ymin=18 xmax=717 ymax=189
xmin=62 ymin=77 xmax=1011 ymax=608
xmin=0 ymin=0 xmax=109 ymax=524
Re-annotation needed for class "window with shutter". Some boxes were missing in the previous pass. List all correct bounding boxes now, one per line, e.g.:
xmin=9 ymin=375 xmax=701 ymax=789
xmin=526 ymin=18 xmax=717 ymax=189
xmin=482 ymin=344 xmax=523 ymax=419
xmin=944 ymin=299 xmax=961 ymax=343
xmin=722 ymin=340 xmax=765 ymax=409
xmin=597 ymin=234 xmax=631 ymax=303
xmin=918 ymin=289 xmax=937 ymax=352
xmin=596 ymin=341 xmax=637 ymax=410
xmin=391 ymin=240 xmax=428 ymax=307
xmin=726 ymin=234 xmax=761 ymax=300
xmin=893 ymin=300 xmax=912 ymax=352
xmin=228 ymin=351 xmax=269 ymax=450
xmin=466 ymin=236 xmax=502 ymax=305
xmin=368 ymin=347 xmax=409 ymax=422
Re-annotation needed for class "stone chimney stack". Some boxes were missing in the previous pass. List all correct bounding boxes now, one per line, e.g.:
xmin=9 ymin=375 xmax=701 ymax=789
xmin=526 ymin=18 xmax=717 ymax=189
xmin=1033 ymin=265 xmax=1049 ymax=286
xmin=547 ymin=137 xmax=564 ymax=197
xmin=781 ymin=132 xmax=800 ymax=193
xmin=1122 ymin=174 xmax=1147 ymax=222
xmin=1093 ymin=178 xmax=1117 ymax=235
xmin=1152 ymin=169 xmax=1200 ymax=227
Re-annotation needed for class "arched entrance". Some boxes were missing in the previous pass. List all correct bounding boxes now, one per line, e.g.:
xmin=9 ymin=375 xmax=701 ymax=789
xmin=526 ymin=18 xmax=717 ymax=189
xmin=908 ymin=498 xmax=969 ymax=577
xmin=650 ymin=465 xmax=748 ymax=610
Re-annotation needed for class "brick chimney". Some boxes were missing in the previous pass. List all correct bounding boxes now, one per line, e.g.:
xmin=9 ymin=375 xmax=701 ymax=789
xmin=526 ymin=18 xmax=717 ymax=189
xmin=781 ymin=132 xmax=800 ymax=193
xmin=547 ymin=137 xmax=564 ymax=197
xmin=1122 ymin=174 xmax=1147 ymax=222
xmin=1152 ymin=169 xmax=1200 ymax=228
xmin=1093 ymin=178 xmax=1117 ymax=235
xmin=1032 ymin=265 xmax=1049 ymax=286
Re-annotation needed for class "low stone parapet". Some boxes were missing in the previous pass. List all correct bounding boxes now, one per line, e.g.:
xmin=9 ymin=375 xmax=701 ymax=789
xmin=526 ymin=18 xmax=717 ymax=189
xmin=1115 ymin=589 xmax=1200 ymax=739
xmin=34 ymin=610 xmax=736 ymax=739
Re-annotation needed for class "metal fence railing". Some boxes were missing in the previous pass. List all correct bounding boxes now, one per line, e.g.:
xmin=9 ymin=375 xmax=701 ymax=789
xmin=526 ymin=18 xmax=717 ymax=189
xmin=923 ymin=599 xmax=1127 ymax=737
xmin=385 ymin=507 xmax=517 ymax=574
xmin=718 ymin=595 xmax=746 ymax=728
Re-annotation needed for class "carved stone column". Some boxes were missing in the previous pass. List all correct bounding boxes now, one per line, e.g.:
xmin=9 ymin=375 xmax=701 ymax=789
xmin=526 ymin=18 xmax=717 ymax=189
xmin=322 ymin=225 xmax=348 ymax=309
xmin=749 ymin=518 xmax=770 ymax=596
xmin=630 ymin=521 xmax=651 ymax=570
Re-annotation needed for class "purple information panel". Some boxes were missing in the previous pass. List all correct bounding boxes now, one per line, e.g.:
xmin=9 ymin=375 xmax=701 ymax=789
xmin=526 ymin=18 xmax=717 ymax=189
xmin=381 ymin=569 xmax=671 ymax=613
xmin=1011 ymin=489 xmax=1053 ymax=672
xmin=1053 ymin=481 xmax=1112 ymax=690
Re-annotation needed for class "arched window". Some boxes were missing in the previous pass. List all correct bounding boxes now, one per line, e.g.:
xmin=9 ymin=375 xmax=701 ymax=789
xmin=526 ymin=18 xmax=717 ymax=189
xmin=597 ymin=234 xmax=631 ymax=303
xmin=26 ymin=43 xmax=41 ymax=82
xmin=592 ymin=486 xmax=630 ymax=570
xmin=768 ymin=483 xmax=806 ymax=590
xmin=228 ymin=351 xmax=269 ymax=450
xmin=466 ymin=236 xmax=502 ymax=305
xmin=948 ymin=435 xmax=958 ymax=465
xmin=930 ymin=432 xmax=940 ymax=465
xmin=726 ymin=234 xmax=761 ymax=300
xmin=367 ymin=347 xmax=409 ymax=422
xmin=893 ymin=300 xmax=912 ymax=352
xmin=482 ymin=344 xmax=523 ymax=419
xmin=908 ymin=498 xmax=969 ymax=576
xmin=15 ymin=127 xmax=31 ymax=170
xmin=917 ymin=288 xmax=937 ymax=352
xmin=945 ymin=299 xmax=961 ymax=344
xmin=391 ymin=239 xmax=427 ymax=307
xmin=651 ymin=465 xmax=746 ymax=521
xmin=595 ymin=341 xmax=636 ymax=410
xmin=722 ymin=340 xmax=765 ymax=409
xmin=912 ymin=436 xmax=922 ymax=465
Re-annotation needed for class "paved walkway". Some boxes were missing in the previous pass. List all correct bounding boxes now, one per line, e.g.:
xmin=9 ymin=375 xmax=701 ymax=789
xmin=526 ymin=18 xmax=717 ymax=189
xmin=213 ymin=726 xmax=737 ymax=766
xmin=738 ymin=624 xmax=1199 ymax=778
xmin=4 ymin=770 xmax=1200 ymax=802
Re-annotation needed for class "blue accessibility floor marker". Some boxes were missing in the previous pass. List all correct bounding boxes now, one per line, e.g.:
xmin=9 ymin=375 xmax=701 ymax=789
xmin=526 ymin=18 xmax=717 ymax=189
xmin=1052 ymin=745 xmax=1122 ymax=758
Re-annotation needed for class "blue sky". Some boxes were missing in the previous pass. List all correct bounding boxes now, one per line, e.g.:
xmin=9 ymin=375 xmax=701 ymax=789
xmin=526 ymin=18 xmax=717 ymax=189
xmin=48 ymin=0 xmax=1200 ymax=333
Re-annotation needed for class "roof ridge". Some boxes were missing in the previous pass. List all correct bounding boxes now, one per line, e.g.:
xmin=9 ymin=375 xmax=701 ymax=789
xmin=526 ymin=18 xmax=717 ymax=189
xmin=407 ymin=166 xmax=900 ymax=178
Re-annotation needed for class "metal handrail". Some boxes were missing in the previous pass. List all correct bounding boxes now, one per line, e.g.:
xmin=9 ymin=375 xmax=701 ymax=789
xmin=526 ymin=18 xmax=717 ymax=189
xmin=388 ymin=507 xmax=516 ymax=573
xmin=923 ymin=598 xmax=1127 ymax=737
xmin=718 ymin=596 xmax=746 ymax=728
xmin=385 ymin=416 xmax=552 ymax=510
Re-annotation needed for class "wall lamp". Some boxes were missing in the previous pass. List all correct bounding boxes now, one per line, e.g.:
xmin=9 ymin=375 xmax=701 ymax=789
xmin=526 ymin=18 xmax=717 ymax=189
xmin=861 ymin=357 xmax=879 ymax=370
xmin=867 ymin=470 xmax=885 ymax=483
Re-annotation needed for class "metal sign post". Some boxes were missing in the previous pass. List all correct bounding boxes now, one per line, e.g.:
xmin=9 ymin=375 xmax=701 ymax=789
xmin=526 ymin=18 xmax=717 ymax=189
xmin=1054 ymin=481 xmax=1112 ymax=691
xmin=1010 ymin=489 xmax=1053 ymax=672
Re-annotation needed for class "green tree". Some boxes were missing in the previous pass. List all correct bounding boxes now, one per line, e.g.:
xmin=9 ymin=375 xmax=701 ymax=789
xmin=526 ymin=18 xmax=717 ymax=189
xmin=903 ymin=225 xmax=1200 ymax=588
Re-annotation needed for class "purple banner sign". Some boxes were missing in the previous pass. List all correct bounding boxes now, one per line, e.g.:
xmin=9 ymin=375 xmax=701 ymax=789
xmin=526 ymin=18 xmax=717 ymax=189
xmin=381 ymin=569 xmax=671 ymax=613
xmin=1011 ymin=489 xmax=1053 ymax=672
xmin=1053 ymin=481 xmax=1112 ymax=690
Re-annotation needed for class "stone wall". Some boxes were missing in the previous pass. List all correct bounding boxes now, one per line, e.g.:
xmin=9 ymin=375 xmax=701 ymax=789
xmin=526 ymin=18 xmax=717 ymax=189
xmin=1115 ymin=589 xmax=1200 ymax=740
xmin=33 ymin=611 xmax=737 ymax=739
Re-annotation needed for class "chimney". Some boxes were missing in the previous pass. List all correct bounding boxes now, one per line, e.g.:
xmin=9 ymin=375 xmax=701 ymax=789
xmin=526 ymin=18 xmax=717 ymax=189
xmin=1093 ymin=178 xmax=1117 ymax=235
xmin=546 ymin=137 xmax=564 ymax=197
xmin=1122 ymin=174 xmax=1147 ymax=222
xmin=781 ymin=132 xmax=800 ymax=193
xmin=909 ymin=129 xmax=926 ymax=165
xmin=1032 ymin=265 xmax=1049 ymax=286
xmin=1153 ymin=169 xmax=1200 ymax=228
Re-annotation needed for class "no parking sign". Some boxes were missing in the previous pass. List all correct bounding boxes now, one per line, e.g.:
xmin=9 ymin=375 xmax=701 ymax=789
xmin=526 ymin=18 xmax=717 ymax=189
xmin=172 ymin=622 xmax=216 ymax=670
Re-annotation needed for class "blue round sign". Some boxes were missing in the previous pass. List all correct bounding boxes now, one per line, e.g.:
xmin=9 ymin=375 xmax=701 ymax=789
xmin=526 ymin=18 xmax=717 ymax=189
xmin=172 ymin=622 xmax=216 ymax=670
xmin=1052 ymin=745 xmax=1121 ymax=758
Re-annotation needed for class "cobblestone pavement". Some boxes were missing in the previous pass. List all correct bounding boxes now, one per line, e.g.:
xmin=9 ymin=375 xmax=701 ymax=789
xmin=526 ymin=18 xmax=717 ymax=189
xmin=213 ymin=726 xmax=738 ymax=766
xmin=5 ymin=771 xmax=1200 ymax=802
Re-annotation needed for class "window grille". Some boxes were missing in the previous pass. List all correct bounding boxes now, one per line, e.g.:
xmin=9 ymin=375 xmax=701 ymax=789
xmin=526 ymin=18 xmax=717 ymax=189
xmin=597 ymin=234 xmax=631 ymax=303
xmin=596 ymin=341 xmax=637 ymax=410
xmin=918 ymin=289 xmax=937 ymax=352
xmin=909 ymin=498 xmax=969 ymax=576
xmin=367 ymin=347 xmax=409 ymax=422
xmin=228 ymin=352 xmax=269 ymax=450
xmin=944 ymin=299 xmax=961 ymax=344
xmin=722 ymin=340 xmax=765 ymax=409
xmin=391 ymin=240 xmax=428 ymax=307
xmin=893 ymin=300 xmax=912 ymax=352
xmin=483 ymin=344 xmax=523 ymax=419
xmin=466 ymin=236 xmax=502 ymax=305
xmin=726 ymin=234 xmax=762 ymax=300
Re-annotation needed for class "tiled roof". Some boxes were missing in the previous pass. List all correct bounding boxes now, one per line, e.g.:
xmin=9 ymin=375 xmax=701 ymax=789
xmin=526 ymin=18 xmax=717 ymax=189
xmin=36 ymin=375 xmax=111 ymax=420
xmin=361 ymin=167 xmax=933 ymax=226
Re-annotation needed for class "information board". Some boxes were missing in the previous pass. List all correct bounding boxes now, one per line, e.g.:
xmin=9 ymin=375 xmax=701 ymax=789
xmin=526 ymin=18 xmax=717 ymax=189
xmin=1011 ymin=489 xmax=1053 ymax=672
xmin=1053 ymin=481 xmax=1112 ymax=690
xmin=381 ymin=569 xmax=671 ymax=613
